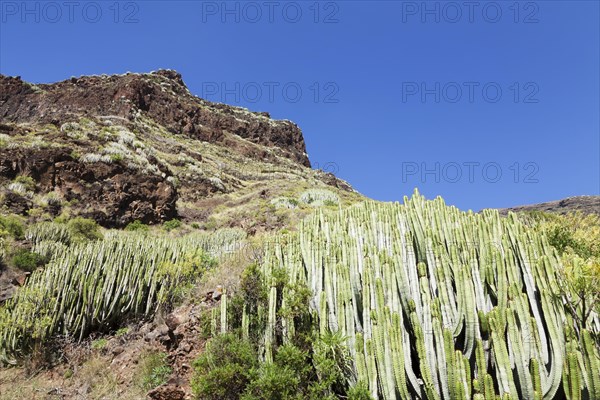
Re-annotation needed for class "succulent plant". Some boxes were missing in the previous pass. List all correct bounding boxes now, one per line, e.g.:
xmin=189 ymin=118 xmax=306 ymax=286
xmin=238 ymin=190 xmax=599 ymax=399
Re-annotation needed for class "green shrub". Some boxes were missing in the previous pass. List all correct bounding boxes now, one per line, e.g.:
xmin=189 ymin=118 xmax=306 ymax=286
xmin=91 ymin=338 xmax=108 ymax=350
xmin=109 ymin=153 xmax=123 ymax=163
xmin=156 ymin=252 xmax=216 ymax=306
xmin=14 ymin=176 xmax=36 ymax=192
xmin=67 ymin=217 xmax=103 ymax=242
xmin=163 ymin=219 xmax=182 ymax=232
xmin=240 ymin=363 xmax=300 ymax=400
xmin=0 ymin=214 xmax=25 ymax=239
xmin=10 ymin=249 xmax=46 ymax=272
xmin=191 ymin=334 xmax=257 ymax=400
xmin=125 ymin=220 xmax=150 ymax=232
xmin=137 ymin=351 xmax=172 ymax=390
xmin=116 ymin=327 xmax=129 ymax=337
xmin=347 ymin=381 xmax=373 ymax=400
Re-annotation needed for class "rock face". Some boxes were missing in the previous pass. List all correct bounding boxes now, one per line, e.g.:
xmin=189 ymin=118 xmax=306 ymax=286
xmin=0 ymin=146 xmax=176 ymax=227
xmin=0 ymin=70 xmax=310 ymax=166
xmin=0 ymin=69 xmax=326 ymax=228
xmin=497 ymin=196 xmax=600 ymax=216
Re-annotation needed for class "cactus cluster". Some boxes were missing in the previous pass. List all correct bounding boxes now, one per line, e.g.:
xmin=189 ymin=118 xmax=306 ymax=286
xmin=0 ymin=229 xmax=245 ymax=365
xmin=242 ymin=191 xmax=599 ymax=399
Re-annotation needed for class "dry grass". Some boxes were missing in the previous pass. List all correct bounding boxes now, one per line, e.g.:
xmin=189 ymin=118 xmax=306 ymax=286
xmin=0 ymin=354 xmax=145 ymax=400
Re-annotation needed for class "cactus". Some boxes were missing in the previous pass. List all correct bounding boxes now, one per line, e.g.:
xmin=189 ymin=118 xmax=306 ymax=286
xmin=4 ymin=191 xmax=599 ymax=398
xmin=581 ymin=330 xmax=600 ymax=399
xmin=530 ymin=358 xmax=542 ymax=400
xmin=220 ymin=289 xmax=228 ymax=334
xmin=563 ymin=346 xmax=582 ymax=400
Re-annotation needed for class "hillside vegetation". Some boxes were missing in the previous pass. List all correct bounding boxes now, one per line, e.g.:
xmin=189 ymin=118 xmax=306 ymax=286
xmin=0 ymin=71 xmax=598 ymax=399
xmin=1 ymin=191 xmax=598 ymax=399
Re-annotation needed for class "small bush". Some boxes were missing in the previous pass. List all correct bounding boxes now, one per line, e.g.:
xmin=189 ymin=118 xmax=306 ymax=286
xmin=91 ymin=338 xmax=108 ymax=350
xmin=191 ymin=334 xmax=258 ymax=400
xmin=299 ymin=189 xmax=339 ymax=207
xmin=110 ymin=153 xmax=124 ymax=163
xmin=137 ymin=351 xmax=172 ymax=390
xmin=67 ymin=217 xmax=103 ymax=242
xmin=11 ymin=249 xmax=46 ymax=272
xmin=125 ymin=220 xmax=150 ymax=232
xmin=347 ymin=381 xmax=373 ymax=400
xmin=163 ymin=219 xmax=182 ymax=232
xmin=0 ymin=214 xmax=25 ymax=239
xmin=116 ymin=327 xmax=129 ymax=337
xmin=240 ymin=363 xmax=300 ymax=400
xmin=14 ymin=176 xmax=36 ymax=192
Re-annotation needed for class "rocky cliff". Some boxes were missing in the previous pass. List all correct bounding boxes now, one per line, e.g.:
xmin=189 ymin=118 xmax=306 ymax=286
xmin=0 ymin=70 xmax=309 ymax=166
xmin=0 ymin=70 xmax=353 ymax=229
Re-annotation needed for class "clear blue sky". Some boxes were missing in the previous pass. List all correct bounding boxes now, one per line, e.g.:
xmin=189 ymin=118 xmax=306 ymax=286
xmin=1 ymin=1 xmax=598 ymax=211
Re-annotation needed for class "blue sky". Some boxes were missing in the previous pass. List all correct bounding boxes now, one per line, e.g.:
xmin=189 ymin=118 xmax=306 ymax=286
xmin=1 ymin=1 xmax=598 ymax=211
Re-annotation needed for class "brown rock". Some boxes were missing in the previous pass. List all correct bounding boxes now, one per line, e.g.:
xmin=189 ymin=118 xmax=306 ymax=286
xmin=147 ymin=383 xmax=185 ymax=400
xmin=0 ymin=147 xmax=177 ymax=228
xmin=2 ymin=191 xmax=32 ymax=215
xmin=145 ymin=324 xmax=170 ymax=342
xmin=0 ymin=70 xmax=310 ymax=167
xmin=11 ymin=272 xmax=30 ymax=287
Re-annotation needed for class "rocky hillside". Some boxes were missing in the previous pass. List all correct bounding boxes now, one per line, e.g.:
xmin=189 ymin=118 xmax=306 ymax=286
xmin=496 ymin=195 xmax=599 ymax=216
xmin=1 ymin=70 xmax=598 ymax=400
xmin=0 ymin=70 xmax=356 ymax=229
xmin=0 ymin=70 xmax=309 ymax=166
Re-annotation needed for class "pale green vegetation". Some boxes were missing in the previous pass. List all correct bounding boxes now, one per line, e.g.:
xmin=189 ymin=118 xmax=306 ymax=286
xmin=2 ymin=119 xmax=597 ymax=399
xmin=519 ymin=211 xmax=600 ymax=334
xmin=197 ymin=191 xmax=599 ymax=400
xmin=0 ymin=225 xmax=245 ymax=365
xmin=299 ymin=188 xmax=340 ymax=206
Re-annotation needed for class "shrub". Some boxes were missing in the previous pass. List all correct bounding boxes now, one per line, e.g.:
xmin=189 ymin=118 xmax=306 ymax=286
xmin=91 ymin=338 xmax=108 ymax=350
xmin=115 ymin=327 xmax=129 ymax=337
xmin=10 ymin=249 xmax=46 ymax=272
xmin=163 ymin=219 xmax=182 ymax=232
xmin=347 ymin=381 xmax=373 ymax=400
xmin=240 ymin=363 xmax=300 ymax=400
xmin=81 ymin=153 xmax=102 ymax=163
xmin=67 ymin=217 xmax=103 ymax=242
xmin=191 ymin=334 xmax=258 ymax=400
xmin=42 ymin=192 xmax=62 ymax=206
xmin=324 ymin=199 xmax=338 ymax=207
xmin=270 ymin=197 xmax=298 ymax=210
xmin=156 ymin=252 xmax=216 ymax=306
xmin=299 ymin=189 xmax=339 ymax=207
xmin=14 ymin=176 xmax=36 ymax=192
xmin=125 ymin=220 xmax=150 ymax=232
xmin=137 ymin=351 xmax=172 ymax=390
xmin=110 ymin=153 xmax=124 ymax=163
xmin=0 ymin=214 xmax=25 ymax=239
